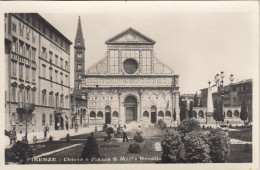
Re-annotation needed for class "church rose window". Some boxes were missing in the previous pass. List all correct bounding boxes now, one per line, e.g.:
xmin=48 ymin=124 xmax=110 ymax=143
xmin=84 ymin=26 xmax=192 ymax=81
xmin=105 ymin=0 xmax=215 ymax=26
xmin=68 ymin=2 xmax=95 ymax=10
xmin=123 ymin=58 xmax=138 ymax=74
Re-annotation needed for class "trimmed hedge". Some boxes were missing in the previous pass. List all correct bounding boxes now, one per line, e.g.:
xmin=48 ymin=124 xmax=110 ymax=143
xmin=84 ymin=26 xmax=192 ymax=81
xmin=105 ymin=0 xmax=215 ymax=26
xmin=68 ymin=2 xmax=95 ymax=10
xmin=128 ymin=143 xmax=141 ymax=153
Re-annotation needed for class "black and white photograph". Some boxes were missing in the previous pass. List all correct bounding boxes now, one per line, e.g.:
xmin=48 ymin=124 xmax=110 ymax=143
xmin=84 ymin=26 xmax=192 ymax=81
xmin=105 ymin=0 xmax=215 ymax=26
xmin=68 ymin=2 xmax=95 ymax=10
xmin=0 ymin=1 xmax=259 ymax=169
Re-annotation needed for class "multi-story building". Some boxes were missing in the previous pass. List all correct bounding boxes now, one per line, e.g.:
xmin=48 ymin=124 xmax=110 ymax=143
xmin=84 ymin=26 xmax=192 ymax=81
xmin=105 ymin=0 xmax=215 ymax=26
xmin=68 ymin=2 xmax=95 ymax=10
xmin=198 ymin=79 xmax=252 ymax=124
xmin=5 ymin=13 xmax=72 ymax=134
xmin=80 ymin=27 xmax=180 ymax=127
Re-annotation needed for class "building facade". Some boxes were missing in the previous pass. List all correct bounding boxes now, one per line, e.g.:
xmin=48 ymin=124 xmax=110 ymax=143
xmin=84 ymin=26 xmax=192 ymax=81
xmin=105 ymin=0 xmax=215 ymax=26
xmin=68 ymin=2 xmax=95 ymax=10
xmin=5 ymin=13 xmax=72 ymax=133
xmin=80 ymin=28 xmax=180 ymax=126
xmin=198 ymin=79 xmax=252 ymax=124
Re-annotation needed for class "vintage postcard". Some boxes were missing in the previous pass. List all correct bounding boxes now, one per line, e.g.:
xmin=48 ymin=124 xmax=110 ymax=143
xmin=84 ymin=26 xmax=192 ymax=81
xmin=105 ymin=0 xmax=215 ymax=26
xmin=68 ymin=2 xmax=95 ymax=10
xmin=0 ymin=1 xmax=259 ymax=170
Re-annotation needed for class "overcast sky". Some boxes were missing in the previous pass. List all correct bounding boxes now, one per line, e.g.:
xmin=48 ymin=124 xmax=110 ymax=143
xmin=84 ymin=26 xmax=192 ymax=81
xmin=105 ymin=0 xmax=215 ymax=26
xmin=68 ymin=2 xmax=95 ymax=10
xmin=2 ymin=1 xmax=258 ymax=94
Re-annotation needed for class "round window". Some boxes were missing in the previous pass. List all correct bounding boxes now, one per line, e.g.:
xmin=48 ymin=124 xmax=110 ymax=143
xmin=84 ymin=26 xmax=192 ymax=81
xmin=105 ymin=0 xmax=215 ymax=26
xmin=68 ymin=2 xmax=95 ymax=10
xmin=123 ymin=58 xmax=138 ymax=74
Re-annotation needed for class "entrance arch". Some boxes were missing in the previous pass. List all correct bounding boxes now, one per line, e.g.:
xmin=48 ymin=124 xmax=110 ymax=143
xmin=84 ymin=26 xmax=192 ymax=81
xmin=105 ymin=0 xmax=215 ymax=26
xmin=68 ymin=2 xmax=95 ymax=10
xmin=150 ymin=105 xmax=157 ymax=123
xmin=124 ymin=96 xmax=137 ymax=123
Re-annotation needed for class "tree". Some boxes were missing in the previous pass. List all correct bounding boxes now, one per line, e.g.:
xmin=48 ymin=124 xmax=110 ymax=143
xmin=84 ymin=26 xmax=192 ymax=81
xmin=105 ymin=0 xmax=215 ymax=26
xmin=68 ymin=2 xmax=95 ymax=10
xmin=177 ymin=118 xmax=201 ymax=137
xmin=82 ymin=133 xmax=100 ymax=160
xmin=240 ymin=100 xmax=248 ymax=124
xmin=188 ymin=102 xmax=193 ymax=119
xmin=180 ymin=101 xmax=187 ymax=121
xmin=193 ymin=93 xmax=199 ymax=107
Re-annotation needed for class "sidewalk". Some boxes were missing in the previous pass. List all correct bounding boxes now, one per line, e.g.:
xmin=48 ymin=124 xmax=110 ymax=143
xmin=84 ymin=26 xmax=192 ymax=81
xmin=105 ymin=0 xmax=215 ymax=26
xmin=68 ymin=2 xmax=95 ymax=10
xmin=5 ymin=126 xmax=103 ymax=148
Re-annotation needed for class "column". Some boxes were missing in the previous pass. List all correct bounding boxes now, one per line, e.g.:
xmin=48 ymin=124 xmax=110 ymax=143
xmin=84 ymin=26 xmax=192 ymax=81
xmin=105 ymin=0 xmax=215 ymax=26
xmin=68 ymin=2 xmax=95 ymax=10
xmin=139 ymin=89 xmax=142 ymax=122
xmin=174 ymin=91 xmax=180 ymax=125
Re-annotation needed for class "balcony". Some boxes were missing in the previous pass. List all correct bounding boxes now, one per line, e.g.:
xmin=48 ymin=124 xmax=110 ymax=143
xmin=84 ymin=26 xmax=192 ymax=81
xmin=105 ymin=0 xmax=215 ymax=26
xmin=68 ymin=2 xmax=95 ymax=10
xmin=16 ymin=102 xmax=35 ymax=113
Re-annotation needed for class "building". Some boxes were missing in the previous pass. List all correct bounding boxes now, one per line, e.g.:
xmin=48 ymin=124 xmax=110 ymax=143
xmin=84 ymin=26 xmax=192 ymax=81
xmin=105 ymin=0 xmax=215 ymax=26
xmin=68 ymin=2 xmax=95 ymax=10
xmin=70 ymin=17 xmax=88 ymax=128
xmin=5 ymin=13 xmax=72 ymax=134
xmin=80 ymin=27 xmax=180 ymax=126
xmin=197 ymin=79 xmax=252 ymax=124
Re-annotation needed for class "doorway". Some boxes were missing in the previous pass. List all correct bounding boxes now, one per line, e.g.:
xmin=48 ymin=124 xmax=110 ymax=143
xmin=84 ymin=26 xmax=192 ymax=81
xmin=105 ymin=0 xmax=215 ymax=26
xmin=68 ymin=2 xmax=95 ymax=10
xmin=124 ymin=96 xmax=137 ymax=123
xmin=150 ymin=105 xmax=157 ymax=123
xmin=105 ymin=106 xmax=111 ymax=124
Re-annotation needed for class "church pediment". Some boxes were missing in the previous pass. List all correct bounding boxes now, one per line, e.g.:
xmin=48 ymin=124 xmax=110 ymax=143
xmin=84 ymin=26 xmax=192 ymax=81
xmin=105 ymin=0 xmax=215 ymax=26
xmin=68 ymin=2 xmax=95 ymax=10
xmin=105 ymin=27 xmax=156 ymax=45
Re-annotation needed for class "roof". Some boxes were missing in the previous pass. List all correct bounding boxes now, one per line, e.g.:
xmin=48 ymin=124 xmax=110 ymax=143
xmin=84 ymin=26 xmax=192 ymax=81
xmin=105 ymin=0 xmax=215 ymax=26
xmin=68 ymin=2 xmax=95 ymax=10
xmin=105 ymin=27 xmax=156 ymax=45
xmin=33 ymin=13 xmax=72 ymax=45
xmin=74 ymin=16 xmax=85 ymax=48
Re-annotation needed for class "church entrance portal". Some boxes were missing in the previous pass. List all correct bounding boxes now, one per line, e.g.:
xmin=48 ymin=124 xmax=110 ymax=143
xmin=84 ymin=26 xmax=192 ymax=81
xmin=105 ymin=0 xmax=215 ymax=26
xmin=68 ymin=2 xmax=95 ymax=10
xmin=124 ymin=96 xmax=137 ymax=123
xmin=105 ymin=106 xmax=111 ymax=124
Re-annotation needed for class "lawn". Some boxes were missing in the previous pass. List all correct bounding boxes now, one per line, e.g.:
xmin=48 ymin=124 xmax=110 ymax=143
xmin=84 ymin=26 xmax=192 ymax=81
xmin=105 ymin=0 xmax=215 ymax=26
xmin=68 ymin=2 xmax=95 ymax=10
xmin=226 ymin=144 xmax=252 ymax=163
xmin=228 ymin=128 xmax=252 ymax=142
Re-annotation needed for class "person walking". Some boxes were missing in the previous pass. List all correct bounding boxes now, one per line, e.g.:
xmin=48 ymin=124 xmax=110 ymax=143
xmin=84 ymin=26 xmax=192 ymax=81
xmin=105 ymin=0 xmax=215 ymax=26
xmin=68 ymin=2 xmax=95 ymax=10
xmin=43 ymin=124 xmax=49 ymax=140
xmin=123 ymin=125 xmax=129 ymax=142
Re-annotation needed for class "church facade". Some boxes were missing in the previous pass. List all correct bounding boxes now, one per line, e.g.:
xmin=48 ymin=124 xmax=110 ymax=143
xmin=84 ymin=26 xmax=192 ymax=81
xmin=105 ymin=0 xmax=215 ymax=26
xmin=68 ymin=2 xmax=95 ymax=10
xmin=80 ymin=28 xmax=180 ymax=126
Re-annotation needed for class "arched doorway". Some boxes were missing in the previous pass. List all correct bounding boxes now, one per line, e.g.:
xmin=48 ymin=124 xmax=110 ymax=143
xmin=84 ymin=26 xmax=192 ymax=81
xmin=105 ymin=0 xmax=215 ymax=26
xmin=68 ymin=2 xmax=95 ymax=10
xmin=105 ymin=106 xmax=111 ymax=124
xmin=124 ymin=96 xmax=137 ymax=123
xmin=150 ymin=105 xmax=157 ymax=123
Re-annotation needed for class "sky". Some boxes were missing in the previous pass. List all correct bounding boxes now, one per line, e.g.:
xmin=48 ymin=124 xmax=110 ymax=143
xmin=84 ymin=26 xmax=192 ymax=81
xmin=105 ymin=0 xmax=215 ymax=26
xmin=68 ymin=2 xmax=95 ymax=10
xmin=3 ymin=1 xmax=258 ymax=94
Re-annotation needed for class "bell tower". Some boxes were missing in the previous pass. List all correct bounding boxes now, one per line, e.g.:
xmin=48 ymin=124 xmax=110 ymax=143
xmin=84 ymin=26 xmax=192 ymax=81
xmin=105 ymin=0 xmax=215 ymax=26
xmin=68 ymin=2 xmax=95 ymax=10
xmin=74 ymin=16 xmax=85 ymax=89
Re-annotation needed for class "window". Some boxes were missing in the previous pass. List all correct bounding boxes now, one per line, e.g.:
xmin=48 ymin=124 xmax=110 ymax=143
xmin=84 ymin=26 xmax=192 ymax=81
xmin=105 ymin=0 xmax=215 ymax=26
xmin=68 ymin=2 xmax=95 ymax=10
xmin=30 ymin=114 xmax=36 ymax=125
xmin=12 ymin=23 xmax=16 ymax=32
xmin=60 ymin=58 xmax=63 ymax=68
xmin=11 ymin=86 xmax=17 ymax=102
xmin=50 ymin=31 xmax=53 ymax=39
xmin=42 ymin=113 xmax=46 ymax=125
xmin=165 ymin=111 xmax=171 ymax=117
xmin=42 ymin=65 xmax=46 ymax=78
xmin=77 ymin=51 xmax=82 ymax=58
xmin=31 ymin=91 xmax=35 ymax=104
xmin=18 ymin=113 xmax=24 ymax=124
xmin=90 ymin=111 xmax=96 ymax=118
xmin=49 ymin=94 xmax=53 ymax=107
xmin=65 ymin=61 xmax=68 ymax=71
xmin=55 ymin=95 xmax=59 ymax=107
xmin=19 ymin=64 xmax=23 ymax=79
xmin=32 ymin=18 xmax=36 ymax=27
xmin=60 ymin=96 xmax=64 ymax=108
xmin=49 ymin=51 xmax=53 ymax=62
xmin=43 ymin=26 xmax=46 ymax=35
xmin=42 ymin=47 xmax=47 ymax=59
xmin=141 ymin=50 xmax=151 ymax=73
xmin=109 ymin=50 xmax=118 ymax=73
xmin=19 ymin=22 xmax=24 ymax=36
xmin=65 ymin=75 xmax=68 ymax=86
xmin=25 ymin=66 xmax=30 ymax=81
xmin=123 ymin=58 xmax=138 ymax=74
xmin=32 ymin=48 xmax=36 ymax=61
xmin=25 ymin=90 xmax=30 ymax=103
xmin=55 ymin=70 xmax=58 ymax=82
xmin=77 ymin=64 xmax=82 ymax=69
xmin=97 ymin=112 xmax=103 ymax=118
xmin=42 ymin=91 xmax=47 ymax=105
xmin=61 ymin=40 xmax=63 ymax=48
xmin=32 ymin=31 xmax=35 ymax=43
xmin=143 ymin=111 xmax=149 ymax=117
xmin=11 ymin=61 xmax=17 ymax=77
xmin=49 ymin=114 xmax=53 ymax=125
xmin=158 ymin=111 xmax=164 ymax=117
xmin=26 ymin=27 xmax=30 ymax=40
xmin=55 ymin=55 xmax=58 ymax=65
xmin=55 ymin=35 xmax=58 ymax=43
xmin=112 ymin=111 xmax=118 ymax=117
xmin=32 ymin=69 xmax=36 ymax=82
xmin=49 ymin=68 xmax=52 ymax=80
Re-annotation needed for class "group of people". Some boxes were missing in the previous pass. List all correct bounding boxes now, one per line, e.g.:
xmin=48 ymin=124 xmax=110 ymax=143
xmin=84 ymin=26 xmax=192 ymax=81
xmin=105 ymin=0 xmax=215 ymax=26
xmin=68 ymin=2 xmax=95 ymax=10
xmin=122 ymin=125 xmax=142 ymax=142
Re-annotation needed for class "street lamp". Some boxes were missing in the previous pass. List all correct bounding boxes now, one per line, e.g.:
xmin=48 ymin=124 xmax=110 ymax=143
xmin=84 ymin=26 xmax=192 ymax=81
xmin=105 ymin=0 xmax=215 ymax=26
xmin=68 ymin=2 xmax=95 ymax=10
xmin=214 ymin=71 xmax=234 ymax=124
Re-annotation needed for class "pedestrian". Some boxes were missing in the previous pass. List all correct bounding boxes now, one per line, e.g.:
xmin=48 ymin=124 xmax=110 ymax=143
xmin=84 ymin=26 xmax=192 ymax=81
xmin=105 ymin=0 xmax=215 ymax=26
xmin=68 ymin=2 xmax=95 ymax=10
xmin=43 ymin=124 xmax=48 ymax=139
xmin=9 ymin=127 xmax=17 ymax=145
xmin=123 ymin=125 xmax=129 ymax=142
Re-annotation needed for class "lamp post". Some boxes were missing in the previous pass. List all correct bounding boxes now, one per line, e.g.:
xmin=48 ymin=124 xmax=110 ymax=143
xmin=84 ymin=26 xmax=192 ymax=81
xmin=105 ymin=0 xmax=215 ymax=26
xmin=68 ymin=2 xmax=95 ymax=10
xmin=206 ymin=80 xmax=211 ymax=124
xmin=214 ymin=71 xmax=234 ymax=124
xmin=23 ymin=102 xmax=34 ymax=143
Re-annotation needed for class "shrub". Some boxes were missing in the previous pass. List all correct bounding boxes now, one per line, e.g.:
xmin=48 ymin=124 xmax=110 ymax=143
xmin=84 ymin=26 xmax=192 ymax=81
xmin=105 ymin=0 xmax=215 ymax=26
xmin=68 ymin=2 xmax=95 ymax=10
xmin=106 ymin=127 xmax=114 ymax=135
xmin=128 ymin=143 xmax=141 ymax=153
xmin=82 ymin=133 xmax=100 ymax=160
xmin=49 ymin=136 xmax=53 ymax=142
xmin=207 ymin=129 xmax=230 ymax=163
xmin=183 ymin=131 xmax=211 ymax=163
xmin=6 ymin=141 xmax=34 ymax=164
xmin=134 ymin=133 xmax=144 ymax=143
xmin=178 ymin=118 xmax=200 ymax=136
xmin=161 ymin=130 xmax=183 ymax=163
xmin=158 ymin=119 xmax=167 ymax=130
xmin=66 ymin=134 xmax=70 ymax=142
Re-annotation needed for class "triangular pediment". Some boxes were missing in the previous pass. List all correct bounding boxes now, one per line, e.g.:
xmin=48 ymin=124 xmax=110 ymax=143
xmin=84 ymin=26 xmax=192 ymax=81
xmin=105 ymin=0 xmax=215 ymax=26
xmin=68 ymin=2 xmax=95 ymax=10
xmin=105 ymin=27 xmax=156 ymax=45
